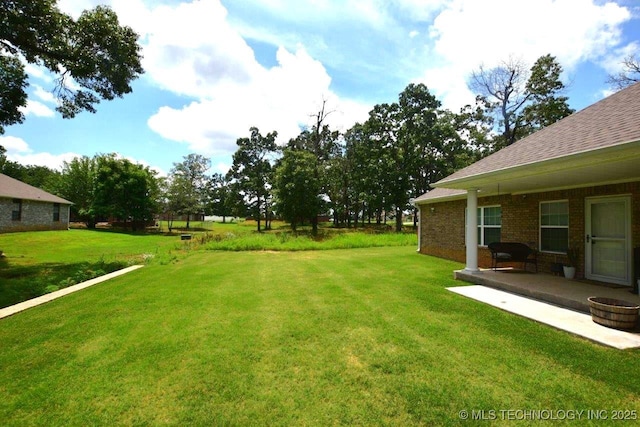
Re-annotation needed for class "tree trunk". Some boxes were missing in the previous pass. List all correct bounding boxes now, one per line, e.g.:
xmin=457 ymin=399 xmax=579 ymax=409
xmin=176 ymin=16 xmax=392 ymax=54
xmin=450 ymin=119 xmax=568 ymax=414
xmin=186 ymin=214 xmax=191 ymax=229
xmin=395 ymin=206 xmax=403 ymax=232
xmin=256 ymin=198 xmax=262 ymax=232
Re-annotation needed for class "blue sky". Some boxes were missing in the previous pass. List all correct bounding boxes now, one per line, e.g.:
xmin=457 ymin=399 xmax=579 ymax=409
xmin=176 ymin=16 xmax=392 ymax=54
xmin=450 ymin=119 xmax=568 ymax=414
xmin=3 ymin=0 xmax=639 ymax=176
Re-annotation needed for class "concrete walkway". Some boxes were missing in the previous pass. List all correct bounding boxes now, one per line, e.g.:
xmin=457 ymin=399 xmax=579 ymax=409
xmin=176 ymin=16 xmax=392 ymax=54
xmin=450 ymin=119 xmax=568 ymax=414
xmin=448 ymin=285 xmax=640 ymax=349
xmin=0 ymin=265 xmax=144 ymax=320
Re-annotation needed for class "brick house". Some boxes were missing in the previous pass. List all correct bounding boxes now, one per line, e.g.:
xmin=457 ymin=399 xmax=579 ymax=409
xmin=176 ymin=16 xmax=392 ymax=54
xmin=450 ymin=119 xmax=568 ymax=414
xmin=414 ymin=82 xmax=640 ymax=288
xmin=0 ymin=173 xmax=72 ymax=233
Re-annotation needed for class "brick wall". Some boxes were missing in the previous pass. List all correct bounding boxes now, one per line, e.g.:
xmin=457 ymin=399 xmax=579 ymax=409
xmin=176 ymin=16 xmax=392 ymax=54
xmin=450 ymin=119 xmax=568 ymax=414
xmin=0 ymin=198 xmax=70 ymax=233
xmin=419 ymin=181 xmax=640 ymax=278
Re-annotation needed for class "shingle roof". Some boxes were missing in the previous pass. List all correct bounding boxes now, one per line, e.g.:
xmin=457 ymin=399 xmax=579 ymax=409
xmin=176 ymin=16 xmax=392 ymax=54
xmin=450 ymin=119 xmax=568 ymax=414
xmin=436 ymin=81 xmax=640 ymax=186
xmin=0 ymin=174 xmax=72 ymax=204
xmin=413 ymin=187 xmax=466 ymax=204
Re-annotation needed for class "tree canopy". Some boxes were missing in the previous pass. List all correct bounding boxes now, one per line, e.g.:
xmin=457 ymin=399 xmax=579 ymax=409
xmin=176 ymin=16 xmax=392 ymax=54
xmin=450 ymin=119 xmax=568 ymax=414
xmin=273 ymin=149 xmax=322 ymax=231
xmin=0 ymin=1 xmax=143 ymax=136
xmin=469 ymin=54 xmax=573 ymax=148
xmin=167 ymin=154 xmax=211 ymax=229
xmin=93 ymin=154 xmax=159 ymax=230
xmin=227 ymin=127 xmax=278 ymax=232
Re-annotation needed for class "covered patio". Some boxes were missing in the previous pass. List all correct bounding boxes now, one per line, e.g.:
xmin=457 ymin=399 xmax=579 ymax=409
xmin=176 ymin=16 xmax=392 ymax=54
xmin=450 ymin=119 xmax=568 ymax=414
xmin=451 ymin=269 xmax=640 ymax=348
xmin=455 ymin=269 xmax=640 ymax=313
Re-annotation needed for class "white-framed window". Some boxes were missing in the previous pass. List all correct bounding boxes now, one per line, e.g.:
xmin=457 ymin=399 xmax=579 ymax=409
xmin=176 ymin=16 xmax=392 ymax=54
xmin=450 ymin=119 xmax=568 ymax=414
xmin=540 ymin=200 xmax=568 ymax=253
xmin=466 ymin=205 xmax=502 ymax=246
xmin=53 ymin=203 xmax=60 ymax=222
xmin=12 ymin=199 xmax=22 ymax=221
xmin=478 ymin=206 xmax=501 ymax=246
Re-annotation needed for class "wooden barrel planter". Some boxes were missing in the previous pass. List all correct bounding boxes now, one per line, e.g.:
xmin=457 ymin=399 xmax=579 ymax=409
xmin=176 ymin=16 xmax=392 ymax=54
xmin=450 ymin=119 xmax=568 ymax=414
xmin=588 ymin=297 xmax=640 ymax=330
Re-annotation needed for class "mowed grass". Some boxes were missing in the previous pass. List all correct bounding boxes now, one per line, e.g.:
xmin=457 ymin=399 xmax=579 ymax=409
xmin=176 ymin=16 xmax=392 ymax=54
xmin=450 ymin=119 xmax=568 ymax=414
xmin=0 ymin=226 xmax=417 ymax=308
xmin=1 ymin=246 xmax=640 ymax=425
xmin=0 ymin=229 xmax=182 ymax=308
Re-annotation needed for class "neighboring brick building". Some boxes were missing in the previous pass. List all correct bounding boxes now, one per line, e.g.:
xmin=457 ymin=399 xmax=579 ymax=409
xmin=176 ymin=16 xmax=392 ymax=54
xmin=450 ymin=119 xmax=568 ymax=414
xmin=0 ymin=174 xmax=72 ymax=233
xmin=414 ymin=82 xmax=640 ymax=288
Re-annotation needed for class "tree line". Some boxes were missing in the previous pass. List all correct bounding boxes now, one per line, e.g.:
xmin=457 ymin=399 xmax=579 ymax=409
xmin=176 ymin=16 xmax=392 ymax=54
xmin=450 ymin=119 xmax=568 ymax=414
xmin=3 ymin=53 xmax=627 ymax=233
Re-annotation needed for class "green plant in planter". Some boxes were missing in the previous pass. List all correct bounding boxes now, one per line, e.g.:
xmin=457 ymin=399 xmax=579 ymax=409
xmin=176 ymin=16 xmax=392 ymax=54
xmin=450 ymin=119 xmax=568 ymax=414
xmin=566 ymin=247 xmax=580 ymax=267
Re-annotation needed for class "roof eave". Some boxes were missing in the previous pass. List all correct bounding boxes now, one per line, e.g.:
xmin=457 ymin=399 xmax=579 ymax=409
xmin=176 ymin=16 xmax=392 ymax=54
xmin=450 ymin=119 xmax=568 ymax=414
xmin=433 ymin=139 xmax=640 ymax=190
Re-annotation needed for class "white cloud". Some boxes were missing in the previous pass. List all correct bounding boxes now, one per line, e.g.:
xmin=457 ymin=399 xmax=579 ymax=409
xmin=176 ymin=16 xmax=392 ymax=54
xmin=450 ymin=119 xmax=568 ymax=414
xmin=8 ymin=152 xmax=80 ymax=170
xmin=214 ymin=162 xmax=231 ymax=175
xmin=1 ymin=136 xmax=79 ymax=169
xmin=33 ymin=85 xmax=57 ymax=104
xmin=147 ymin=35 xmax=370 ymax=153
xmin=598 ymin=40 xmax=640 ymax=74
xmin=0 ymin=136 xmax=31 ymax=153
xmin=22 ymin=63 xmax=53 ymax=83
xmin=18 ymin=100 xmax=56 ymax=118
xmin=136 ymin=1 xmax=373 ymax=154
xmin=55 ymin=0 xmax=638 ymax=161
xmin=421 ymin=0 xmax=632 ymax=109
xmin=57 ymin=0 xmax=101 ymax=18
xmin=120 ymin=154 xmax=167 ymax=177
xmin=140 ymin=0 xmax=259 ymax=98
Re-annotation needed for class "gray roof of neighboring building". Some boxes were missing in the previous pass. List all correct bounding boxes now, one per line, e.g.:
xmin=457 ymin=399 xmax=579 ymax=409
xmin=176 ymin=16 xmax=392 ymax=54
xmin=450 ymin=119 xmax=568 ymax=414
xmin=0 ymin=174 xmax=72 ymax=204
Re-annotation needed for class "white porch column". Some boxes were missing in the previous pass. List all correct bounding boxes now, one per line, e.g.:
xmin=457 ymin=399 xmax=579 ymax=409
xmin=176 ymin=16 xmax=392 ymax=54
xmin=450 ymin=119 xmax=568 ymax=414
xmin=416 ymin=205 xmax=421 ymax=252
xmin=465 ymin=189 xmax=480 ymax=273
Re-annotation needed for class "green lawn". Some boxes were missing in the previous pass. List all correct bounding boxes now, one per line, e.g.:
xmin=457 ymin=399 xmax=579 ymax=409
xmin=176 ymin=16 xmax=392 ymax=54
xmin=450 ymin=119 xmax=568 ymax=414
xmin=0 ymin=229 xmax=182 ymax=307
xmin=1 ymin=240 xmax=639 ymax=425
xmin=0 ymin=225 xmax=417 ymax=308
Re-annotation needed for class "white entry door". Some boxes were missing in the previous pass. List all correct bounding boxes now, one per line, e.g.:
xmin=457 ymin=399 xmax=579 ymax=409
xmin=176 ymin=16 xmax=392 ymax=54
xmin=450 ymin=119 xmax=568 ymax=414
xmin=585 ymin=196 xmax=632 ymax=286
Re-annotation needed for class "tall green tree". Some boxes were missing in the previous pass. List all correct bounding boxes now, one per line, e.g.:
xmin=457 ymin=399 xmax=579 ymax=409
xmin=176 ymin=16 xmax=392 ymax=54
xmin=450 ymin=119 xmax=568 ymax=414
xmin=325 ymin=148 xmax=353 ymax=227
xmin=58 ymin=156 xmax=98 ymax=228
xmin=469 ymin=56 xmax=531 ymax=147
xmin=168 ymin=154 xmax=211 ymax=229
xmin=0 ymin=1 xmax=143 ymax=138
xmin=523 ymin=54 xmax=574 ymax=131
xmin=204 ymin=173 xmax=234 ymax=223
xmin=227 ymin=127 xmax=278 ymax=232
xmin=357 ymin=84 xmax=443 ymax=232
xmin=469 ymin=54 xmax=573 ymax=148
xmin=286 ymin=102 xmax=340 ymax=234
xmin=396 ymin=83 xmax=443 ymax=230
xmin=93 ymin=154 xmax=159 ymax=231
xmin=274 ymin=149 xmax=322 ymax=231
xmin=344 ymin=123 xmax=381 ymax=227
xmin=360 ymin=102 xmax=399 ymax=227
xmin=0 ymin=161 xmax=61 ymax=192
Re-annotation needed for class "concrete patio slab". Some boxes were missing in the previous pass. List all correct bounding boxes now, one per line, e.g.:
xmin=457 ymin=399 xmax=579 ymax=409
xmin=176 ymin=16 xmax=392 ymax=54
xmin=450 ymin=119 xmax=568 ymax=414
xmin=0 ymin=265 xmax=144 ymax=320
xmin=448 ymin=285 xmax=640 ymax=350
xmin=455 ymin=269 xmax=640 ymax=313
